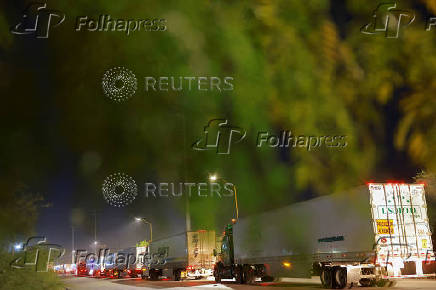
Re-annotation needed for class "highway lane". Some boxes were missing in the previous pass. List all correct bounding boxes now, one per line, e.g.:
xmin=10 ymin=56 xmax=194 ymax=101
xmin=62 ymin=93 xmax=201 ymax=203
xmin=64 ymin=276 xmax=436 ymax=290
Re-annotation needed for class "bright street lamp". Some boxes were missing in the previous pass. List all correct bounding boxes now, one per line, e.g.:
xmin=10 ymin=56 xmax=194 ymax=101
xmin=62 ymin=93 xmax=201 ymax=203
xmin=208 ymin=174 xmax=239 ymax=223
xmin=135 ymin=217 xmax=152 ymax=243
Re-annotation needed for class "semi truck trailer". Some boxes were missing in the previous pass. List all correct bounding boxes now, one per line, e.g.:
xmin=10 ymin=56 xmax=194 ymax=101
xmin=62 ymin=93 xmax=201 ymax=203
xmin=142 ymin=230 xmax=216 ymax=280
xmin=214 ymin=183 xmax=436 ymax=288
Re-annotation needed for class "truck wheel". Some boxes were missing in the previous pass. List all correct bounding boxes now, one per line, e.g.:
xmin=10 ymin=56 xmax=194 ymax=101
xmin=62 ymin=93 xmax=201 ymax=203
xmin=320 ymin=267 xmax=333 ymax=288
xmin=174 ymin=269 xmax=181 ymax=281
xmin=375 ymin=279 xmax=396 ymax=287
xmin=359 ymin=278 xmax=373 ymax=287
xmin=261 ymin=275 xmax=274 ymax=282
xmin=244 ymin=265 xmax=256 ymax=284
xmin=334 ymin=267 xmax=347 ymax=289
xmin=149 ymin=269 xmax=159 ymax=281
xmin=214 ymin=271 xmax=221 ymax=283
xmin=235 ymin=266 xmax=244 ymax=284
xmin=214 ymin=264 xmax=222 ymax=283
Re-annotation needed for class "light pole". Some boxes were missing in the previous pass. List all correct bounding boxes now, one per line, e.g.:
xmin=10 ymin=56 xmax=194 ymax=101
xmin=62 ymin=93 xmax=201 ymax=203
xmin=135 ymin=217 xmax=152 ymax=243
xmin=72 ymin=226 xmax=75 ymax=264
xmin=209 ymin=174 xmax=239 ymax=223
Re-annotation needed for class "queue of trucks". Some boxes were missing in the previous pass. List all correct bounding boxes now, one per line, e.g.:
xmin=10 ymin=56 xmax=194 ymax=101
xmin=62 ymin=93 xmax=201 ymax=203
xmin=214 ymin=183 xmax=436 ymax=288
xmin=69 ymin=183 xmax=436 ymax=287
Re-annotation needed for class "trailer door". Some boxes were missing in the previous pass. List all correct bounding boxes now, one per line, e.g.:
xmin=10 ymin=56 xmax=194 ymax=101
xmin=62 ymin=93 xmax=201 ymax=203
xmin=369 ymin=183 xmax=435 ymax=277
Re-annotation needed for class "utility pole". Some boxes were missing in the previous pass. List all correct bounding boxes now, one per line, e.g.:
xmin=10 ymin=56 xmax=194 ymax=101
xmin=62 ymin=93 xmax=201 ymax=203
xmin=182 ymin=111 xmax=191 ymax=231
xmin=93 ymin=211 xmax=97 ymax=254
xmin=72 ymin=226 xmax=75 ymax=264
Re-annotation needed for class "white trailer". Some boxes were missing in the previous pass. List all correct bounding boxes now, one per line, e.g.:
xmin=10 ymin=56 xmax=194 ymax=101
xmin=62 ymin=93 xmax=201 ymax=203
xmin=214 ymin=183 xmax=436 ymax=288
xmin=143 ymin=230 xmax=217 ymax=280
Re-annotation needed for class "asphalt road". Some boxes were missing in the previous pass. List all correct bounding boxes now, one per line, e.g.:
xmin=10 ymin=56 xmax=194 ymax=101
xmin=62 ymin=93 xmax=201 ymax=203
xmin=64 ymin=276 xmax=436 ymax=290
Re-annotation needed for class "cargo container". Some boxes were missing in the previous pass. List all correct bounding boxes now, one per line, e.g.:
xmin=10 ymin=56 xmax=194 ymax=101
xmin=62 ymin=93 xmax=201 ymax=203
xmin=214 ymin=183 xmax=436 ymax=288
xmin=143 ymin=230 xmax=216 ymax=280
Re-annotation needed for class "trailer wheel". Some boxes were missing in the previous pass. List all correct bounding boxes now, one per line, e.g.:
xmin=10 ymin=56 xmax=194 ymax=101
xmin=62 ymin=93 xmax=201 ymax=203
xmin=214 ymin=263 xmax=222 ymax=283
xmin=149 ymin=269 xmax=159 ymax=281
xmin=321 ymin=267 xmax=333 ymax=288
xmin=334 ymin=267 xmax=347 ymax=289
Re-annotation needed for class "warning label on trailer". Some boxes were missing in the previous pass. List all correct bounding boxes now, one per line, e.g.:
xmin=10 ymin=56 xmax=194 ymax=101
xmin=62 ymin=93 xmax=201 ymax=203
xmin=376 ymin=219 xmax=394 ymax=234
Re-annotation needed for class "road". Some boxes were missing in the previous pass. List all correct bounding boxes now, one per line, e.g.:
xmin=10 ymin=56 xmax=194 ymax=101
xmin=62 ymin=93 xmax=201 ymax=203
xmin=64 ymin=276 xmax=436 ymax=290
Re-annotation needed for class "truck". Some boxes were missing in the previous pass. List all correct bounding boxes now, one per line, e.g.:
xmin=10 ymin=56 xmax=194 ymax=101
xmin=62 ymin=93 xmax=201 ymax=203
xmin=142 ymin=230 xmax=217 ymax=281
xmin=213 ymin=183 xmax=436 ymax=288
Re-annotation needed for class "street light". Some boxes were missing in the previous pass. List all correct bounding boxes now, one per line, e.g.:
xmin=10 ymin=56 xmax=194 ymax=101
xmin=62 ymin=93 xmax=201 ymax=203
xmin=208 ymin=174 xmax=239 ymax=223
xmin=135 ymin=217 xmax=152 ymax=243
